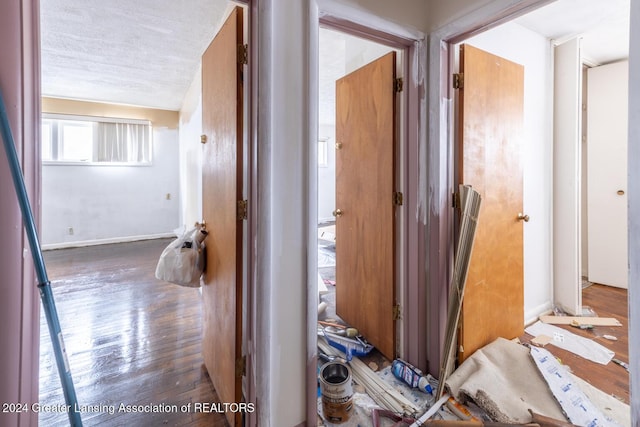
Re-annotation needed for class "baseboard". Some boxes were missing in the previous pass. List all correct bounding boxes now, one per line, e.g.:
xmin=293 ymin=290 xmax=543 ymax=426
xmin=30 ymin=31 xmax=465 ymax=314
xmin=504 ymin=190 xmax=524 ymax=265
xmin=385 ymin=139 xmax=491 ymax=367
xmin=42 ymin=232 xmax=175 ymax=251
xmin=525 ymin=301 xmax=553 ymax=326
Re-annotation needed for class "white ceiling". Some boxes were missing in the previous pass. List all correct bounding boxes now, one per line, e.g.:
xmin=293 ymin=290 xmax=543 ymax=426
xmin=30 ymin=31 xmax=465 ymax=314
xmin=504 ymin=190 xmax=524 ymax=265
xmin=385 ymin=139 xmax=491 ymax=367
xmin=40 ymin=0 xmax=229 ymax=111
xmin=40 ymin=0 xmax=630 ymax=112
xmin=515 ymin=0 xmax=630 ymax=65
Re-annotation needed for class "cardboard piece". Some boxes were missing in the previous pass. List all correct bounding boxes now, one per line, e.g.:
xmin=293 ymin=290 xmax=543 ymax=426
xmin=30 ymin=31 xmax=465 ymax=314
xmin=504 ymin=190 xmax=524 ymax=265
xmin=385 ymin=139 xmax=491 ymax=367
xmin=539 ymin=315 xmax=622 ymax=327
xmin=531 ymin=334 xmax=553 ymax=347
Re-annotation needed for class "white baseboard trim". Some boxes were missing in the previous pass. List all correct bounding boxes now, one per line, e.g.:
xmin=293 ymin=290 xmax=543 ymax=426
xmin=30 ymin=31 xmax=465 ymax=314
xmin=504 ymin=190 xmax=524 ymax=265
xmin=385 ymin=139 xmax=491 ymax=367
xmin=525 ymin=301 xmax=553 ymax=327
xmin=42 ymin=232 xmax=175 ymax=251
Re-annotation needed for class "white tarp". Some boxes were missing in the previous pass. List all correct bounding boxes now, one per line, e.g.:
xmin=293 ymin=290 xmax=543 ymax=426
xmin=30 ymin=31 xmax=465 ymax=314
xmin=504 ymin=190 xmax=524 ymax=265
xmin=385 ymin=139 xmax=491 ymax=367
xmin=530 ymin=346 xmax=622 ymax=427
xmin=525 ymin=321 xmax=615 ymax=365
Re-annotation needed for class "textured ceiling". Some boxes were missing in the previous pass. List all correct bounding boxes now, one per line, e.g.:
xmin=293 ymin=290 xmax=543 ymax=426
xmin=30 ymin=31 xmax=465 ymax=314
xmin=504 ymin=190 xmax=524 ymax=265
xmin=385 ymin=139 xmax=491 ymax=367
xmin=319 ymin=28 xmax=346 ymax=127
xmin=41 ymin=0 xmax=229 ymax=110
xmin=41 ymin=0 xmax=629 ymax=113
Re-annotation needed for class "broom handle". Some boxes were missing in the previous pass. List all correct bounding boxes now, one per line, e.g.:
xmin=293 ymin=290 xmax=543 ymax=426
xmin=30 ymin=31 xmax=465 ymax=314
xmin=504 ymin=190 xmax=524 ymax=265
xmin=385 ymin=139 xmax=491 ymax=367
xmin=0 ymin=90 xmax=83 ymax=426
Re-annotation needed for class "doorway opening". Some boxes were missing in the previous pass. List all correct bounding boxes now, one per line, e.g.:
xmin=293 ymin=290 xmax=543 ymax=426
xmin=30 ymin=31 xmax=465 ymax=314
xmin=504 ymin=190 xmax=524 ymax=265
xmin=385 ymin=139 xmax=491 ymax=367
xmin=36 ymin=1 xmax=245 ymax=425
xmin=442 ymin=0 xmax=631 ymax=405
xmin=317 ymin=25 xmax=406 ymax=359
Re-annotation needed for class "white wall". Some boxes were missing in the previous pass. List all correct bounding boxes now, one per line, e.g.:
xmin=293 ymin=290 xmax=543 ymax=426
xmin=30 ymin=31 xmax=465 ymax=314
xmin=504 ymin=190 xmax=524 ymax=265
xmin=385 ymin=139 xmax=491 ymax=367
xmin=178 ymin=67 xmax=203 ymax=228
xmin=318 ymin=123 xmax=336 ymax=222
xmin=320 ymin=0 xmax=428 ymax=34
xmin=463 ymin=21 xmax=554 ymax=322
xmin=427 ymin=0 xmax=502 ymax=31
xmin=42 ymin=126 xmax=181 ymax=246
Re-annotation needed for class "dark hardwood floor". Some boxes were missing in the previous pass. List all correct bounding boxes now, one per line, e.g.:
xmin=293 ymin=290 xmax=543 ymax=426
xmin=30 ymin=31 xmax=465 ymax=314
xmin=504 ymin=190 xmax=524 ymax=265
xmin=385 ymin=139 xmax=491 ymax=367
xmin=40 ymin=239 xmax=229 ymax=426
xmin=521 ymin=284 xmax=630 ymax=404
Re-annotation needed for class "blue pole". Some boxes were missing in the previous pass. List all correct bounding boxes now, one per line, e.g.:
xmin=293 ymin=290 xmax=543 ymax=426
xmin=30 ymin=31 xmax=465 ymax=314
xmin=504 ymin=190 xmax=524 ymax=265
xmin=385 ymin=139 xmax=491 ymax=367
xmin=0 ymin=90 xmax=83 ymax=426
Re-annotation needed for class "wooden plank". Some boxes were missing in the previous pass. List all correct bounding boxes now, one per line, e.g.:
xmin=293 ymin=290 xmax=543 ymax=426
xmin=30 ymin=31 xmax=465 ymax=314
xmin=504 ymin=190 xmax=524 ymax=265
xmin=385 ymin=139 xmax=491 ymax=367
xmin=539 ymin=315 xmax=622 ymax=326
xmin=531 ymin=334 xmax=553 ymax=347
xmin=201 ymin=7 xmax=244 ymax=426
xmin=458 ymin=44 xmax=525 ymax=362
xmin=335 ymin=52 xmax=396 ymax=360
xmin=437 ymin=185 xmax=482 ymax=398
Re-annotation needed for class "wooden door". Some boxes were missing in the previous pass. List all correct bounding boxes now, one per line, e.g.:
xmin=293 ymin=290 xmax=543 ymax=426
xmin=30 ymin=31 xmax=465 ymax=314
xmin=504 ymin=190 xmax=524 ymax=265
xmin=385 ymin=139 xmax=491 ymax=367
xmin=335 ymin=52 xmax=397 ymax=360
xmin=587 ymin=61 xmax=629 ymax=288
xmin=458 ymin=44 xmax=524 ymax=362
xmin=201 ymin=7 xmax=244 ymax=426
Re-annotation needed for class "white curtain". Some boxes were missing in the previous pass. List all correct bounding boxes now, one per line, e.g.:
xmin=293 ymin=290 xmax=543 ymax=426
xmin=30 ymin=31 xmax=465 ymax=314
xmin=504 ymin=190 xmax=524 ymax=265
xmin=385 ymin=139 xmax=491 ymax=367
xmin=96 ymin=122 xmax=150 ymax=162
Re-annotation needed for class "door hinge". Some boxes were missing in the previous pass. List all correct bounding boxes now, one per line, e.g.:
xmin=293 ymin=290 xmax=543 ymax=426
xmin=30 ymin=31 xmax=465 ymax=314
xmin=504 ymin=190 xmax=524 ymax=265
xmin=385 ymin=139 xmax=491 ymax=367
xmin=452 ymin=191 xmax=460 ymax=209
xmin=238 ymin=44 xmax=248 ymax=65
xmin=453 ymin=73 xmax=464 ymax=89
xmin=235 ymin=355 xmax=246 ymax=378
xmin=394 ymin=77 xmax=403 ymax=93
xmin=393 ymin=191 xmax=404 ymax=206
xmin=237 ymin=200 xmax=248 ymax=221
xmin=393 ymin=304 xmax=401 ymax=320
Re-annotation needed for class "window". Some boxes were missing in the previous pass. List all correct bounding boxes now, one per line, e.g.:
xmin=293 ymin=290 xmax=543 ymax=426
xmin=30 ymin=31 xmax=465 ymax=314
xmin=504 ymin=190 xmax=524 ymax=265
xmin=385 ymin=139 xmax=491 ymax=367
xmin=42 ymin=114 xmax=152 ymax=165
xmin=318 ymin=137 xmax=330 ymax=167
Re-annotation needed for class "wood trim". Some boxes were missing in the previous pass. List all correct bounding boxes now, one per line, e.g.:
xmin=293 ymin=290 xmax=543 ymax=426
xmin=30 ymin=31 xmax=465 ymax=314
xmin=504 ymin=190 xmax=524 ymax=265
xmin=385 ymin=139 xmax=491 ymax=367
xmin=41 ymin=97 xmax=179 ymax=128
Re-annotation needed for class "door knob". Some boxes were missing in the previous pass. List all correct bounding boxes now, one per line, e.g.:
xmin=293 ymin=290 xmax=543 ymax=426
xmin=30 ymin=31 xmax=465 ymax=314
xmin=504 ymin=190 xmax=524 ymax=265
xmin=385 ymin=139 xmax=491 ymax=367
xmin=200 ymin=134 xmax=207 ymax=144
xmin=517 ymin=213 xmax=530 ymax=222
xmin=617 ymin=190 xmax=625 ymax=195
xmin=332 ymin=209 xmax=343 ymax=218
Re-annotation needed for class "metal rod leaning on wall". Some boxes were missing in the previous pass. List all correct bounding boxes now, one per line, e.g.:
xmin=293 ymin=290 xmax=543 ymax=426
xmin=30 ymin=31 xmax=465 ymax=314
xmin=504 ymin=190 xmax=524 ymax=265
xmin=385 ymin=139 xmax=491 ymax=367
xmin=436 ymin=185 xmax=482 ymax=399
xmin=0 ymin=90 xmax=83 ymax=426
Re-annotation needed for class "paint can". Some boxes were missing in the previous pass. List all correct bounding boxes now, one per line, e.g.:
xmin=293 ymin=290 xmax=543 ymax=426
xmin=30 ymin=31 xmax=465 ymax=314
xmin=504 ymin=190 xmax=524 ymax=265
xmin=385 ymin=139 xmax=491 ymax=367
xmin=319 ymin=361 xmax=353 ymax=423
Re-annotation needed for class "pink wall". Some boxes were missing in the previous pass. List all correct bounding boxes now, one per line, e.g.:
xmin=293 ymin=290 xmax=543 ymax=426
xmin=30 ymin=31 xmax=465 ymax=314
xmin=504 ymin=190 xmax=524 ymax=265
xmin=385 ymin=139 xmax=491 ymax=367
xmin=0 ymin=1 xmax=41 ymax=426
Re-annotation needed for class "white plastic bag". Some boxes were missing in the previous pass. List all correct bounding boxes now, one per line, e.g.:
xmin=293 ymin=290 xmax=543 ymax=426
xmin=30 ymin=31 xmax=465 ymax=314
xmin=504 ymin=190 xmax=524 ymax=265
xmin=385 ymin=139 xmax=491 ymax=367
xmin=155 ymin=227 xmax=207 ymax=287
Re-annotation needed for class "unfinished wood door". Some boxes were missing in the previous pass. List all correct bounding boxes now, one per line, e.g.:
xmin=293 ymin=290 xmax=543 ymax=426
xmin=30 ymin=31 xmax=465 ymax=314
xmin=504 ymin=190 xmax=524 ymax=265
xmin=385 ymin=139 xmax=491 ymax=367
xmin=201 ymin=7 xmax=243 ymax=426
xmin=458 ymin=44 xmax=524 ymax=362
xmin=335 ymin=52 xmax=397 ymax=360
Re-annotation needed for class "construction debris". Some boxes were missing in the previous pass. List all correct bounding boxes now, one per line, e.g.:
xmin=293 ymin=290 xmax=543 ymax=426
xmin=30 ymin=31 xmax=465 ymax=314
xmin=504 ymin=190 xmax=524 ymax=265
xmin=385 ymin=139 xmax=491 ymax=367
xmin=437 ymin=185 xmax=482 ymax=398
xmin=525 ymin=321 xmax=614 ymax=365
xmin=530 ymin=335 xmax=552 ymax=347
xmin=539 ymin=315 xmax=622 ymax=327
xmin=530 ymin=346 xmax=622 ymax=427
xmin=318 ymin=338 xmax=421 ymax=416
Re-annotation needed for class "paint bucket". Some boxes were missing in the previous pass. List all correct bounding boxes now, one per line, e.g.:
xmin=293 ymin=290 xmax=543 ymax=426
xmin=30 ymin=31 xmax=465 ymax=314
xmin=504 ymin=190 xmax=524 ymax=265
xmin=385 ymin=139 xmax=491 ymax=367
xmin=319 ymin=361 xmax=353 ymax=423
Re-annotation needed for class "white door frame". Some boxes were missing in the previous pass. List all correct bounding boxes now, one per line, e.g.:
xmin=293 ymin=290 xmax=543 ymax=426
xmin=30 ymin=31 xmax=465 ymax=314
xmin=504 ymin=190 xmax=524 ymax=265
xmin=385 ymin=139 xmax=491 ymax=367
xmin=308 ymin=1 xmax=427 ymax=423
xmin=627 ymin=1 xmax=640 ymax=421
xmin=426 ymin=0 xmax=556 ymax=377
xmin=429 ymin=1 xmax=639 ymax=424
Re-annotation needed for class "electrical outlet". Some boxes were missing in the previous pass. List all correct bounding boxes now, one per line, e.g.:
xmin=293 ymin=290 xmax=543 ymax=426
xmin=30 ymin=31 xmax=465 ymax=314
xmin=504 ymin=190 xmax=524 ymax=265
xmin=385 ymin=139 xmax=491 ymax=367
xmin=166 ymin=193 xmax=171 ymax=200
xmin=68 ymin=227 xmax=74 ymax=235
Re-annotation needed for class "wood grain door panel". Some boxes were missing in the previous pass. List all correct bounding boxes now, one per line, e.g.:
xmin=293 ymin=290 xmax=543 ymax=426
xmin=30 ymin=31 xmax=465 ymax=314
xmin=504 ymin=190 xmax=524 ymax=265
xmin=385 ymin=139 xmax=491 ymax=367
xmin=458 ymin=44 xmax=524 ymax=362
xmin=201 ymin=7 xmax=243 ymax=426
xmin=335 ymin=52 xmax=396 ymax=360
